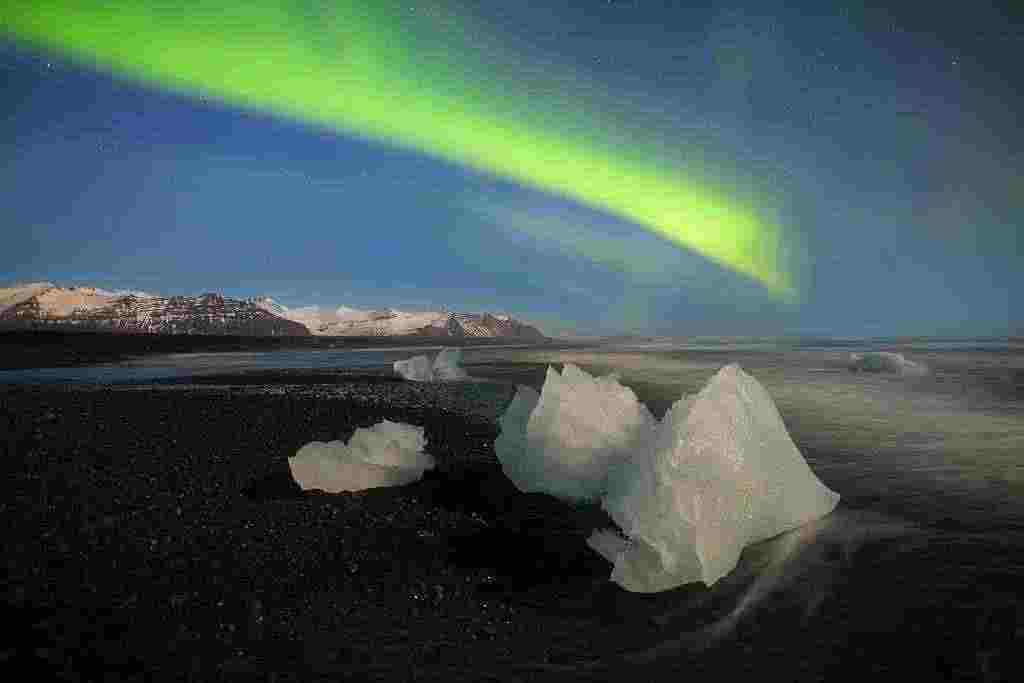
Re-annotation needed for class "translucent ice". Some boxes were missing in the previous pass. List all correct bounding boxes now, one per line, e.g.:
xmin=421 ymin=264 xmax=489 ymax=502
xmin=493 ymin=383 xmax=540 ymax=493
xmin=849 ymin=351 xmax=926 ymax=375
xmin=495 ymin=362 xmax=840 ymax=592
xmin=432 ymin=348 xmax=468 ymax=380
xmin=600 ymin=364 xmax=840 ymax=590
xmin=394 ymin=354 xmax=435 ymax=381
xmin=495 ymin=364 xmax=656 ymax=501
xmin=587 ymin=527 xmax=699 ymax=594
xmin=393 ymin=348 xmax=467 ymax=381
xmin=289 ymin=420 xmax=434 ymax=493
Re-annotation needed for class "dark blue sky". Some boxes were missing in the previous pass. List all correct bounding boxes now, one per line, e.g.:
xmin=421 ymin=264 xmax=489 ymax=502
xmin=2 ymin=1 xmax=1021 ymax=336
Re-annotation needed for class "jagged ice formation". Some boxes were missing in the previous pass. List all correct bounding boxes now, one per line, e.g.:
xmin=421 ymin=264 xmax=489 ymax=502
xmin=496 ymin=363 xmax=840 ymax=592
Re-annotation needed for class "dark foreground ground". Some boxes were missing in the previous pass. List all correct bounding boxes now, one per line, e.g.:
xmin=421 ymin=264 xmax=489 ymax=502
xmin=2 ymin=375 xmax=1018 ymax=681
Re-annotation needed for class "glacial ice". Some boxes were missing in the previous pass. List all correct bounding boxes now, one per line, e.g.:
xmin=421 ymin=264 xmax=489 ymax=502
xmin=601 ymin=364 xmax=840 ymax=590
xmin=393 ymin=354 xmax=435 ymax=382
xmin=494 ymin=364 xmax=656 ymax=501
xmin=393 ymin=348 xmax=467 ymax=381
xmin=495 ymin=362 xmax=840 ymax=592
xmin=289 ymin=420 xmax=434 ymax=493
xmin=849 ymin=351 xmax=926 ymax=375
xmin=431 ymin=348 xmax=468 ymax=380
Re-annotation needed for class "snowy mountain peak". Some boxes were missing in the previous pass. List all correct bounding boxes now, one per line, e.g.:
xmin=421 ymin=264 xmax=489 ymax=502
xmin=0 ymin=282 xmax=545 ymax=339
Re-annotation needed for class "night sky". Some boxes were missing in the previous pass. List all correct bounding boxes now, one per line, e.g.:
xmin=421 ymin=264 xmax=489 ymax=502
xmin=2 ymin=1 xmax=1021 ymax=337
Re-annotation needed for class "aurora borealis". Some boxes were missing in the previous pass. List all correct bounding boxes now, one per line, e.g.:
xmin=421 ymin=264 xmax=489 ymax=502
xmin=1 ymin=1 xmax=1020 ymax=336
xmin=2 ymin=0 xmax=793 ymax=295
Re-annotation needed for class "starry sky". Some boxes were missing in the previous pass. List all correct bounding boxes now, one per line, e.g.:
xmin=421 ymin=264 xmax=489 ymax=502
xmin=2 ymin=1 xmax=1021 ymax=337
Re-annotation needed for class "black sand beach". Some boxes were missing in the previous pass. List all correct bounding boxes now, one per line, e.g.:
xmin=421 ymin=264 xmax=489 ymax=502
xmin=3 ymin=367 xmax=1018 ymax=681
xmin=1 ymin=375 xmax=652 ymax=681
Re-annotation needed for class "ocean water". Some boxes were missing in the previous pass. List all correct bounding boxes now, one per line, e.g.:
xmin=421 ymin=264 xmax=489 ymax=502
xmin=4 ymin=338 xmax=1021 ymax=677
xmin=0 ymin=346 xmax=434 ymax=384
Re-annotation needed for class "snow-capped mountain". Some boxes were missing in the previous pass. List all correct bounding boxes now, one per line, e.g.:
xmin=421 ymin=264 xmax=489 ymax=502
xmin=0 ymin=285 xmax=309 ymax=336
xmin=0 ymin=284 xmax=546 ymax=338
xmin=250 ymin=298 xmax=545 ymax=339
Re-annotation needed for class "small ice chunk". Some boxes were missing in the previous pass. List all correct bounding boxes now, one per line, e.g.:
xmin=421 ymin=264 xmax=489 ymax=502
xmin=393 ymin=347 xmax=467 ymax=381
xmin=601 ymin=364 xmax=840 ymax=590
xmin=289 ymin=420 xmax=434 ymax=493
xmin=495 ymin=364 xmax=656 ymax=501
xmin=394 ymin=354 xmax=434 ymax=381
xmin=849 ymin=352 xmax=926 ymax=375
xmin=432 ymin=348 xmax=467 ymax=380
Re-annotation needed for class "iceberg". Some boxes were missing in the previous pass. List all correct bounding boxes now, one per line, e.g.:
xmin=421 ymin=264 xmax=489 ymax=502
xmin=848 ymin=351 xmax=926 ymax=375
xmin=393 ymin=348 xmax=467 ymax=381
xmin=289 ymin=420 xmax=434 ymax=493
xmin=495 ymin=363 xmax=840 ymax=592
xmin=431 ymin=348 xmax=468 ymax=380
xmin=601 ymin=364 xmax=840 ymax=590
xmin=495 ymin=364 xmax=656 ymax=501
xmin=394 ymin=354 xmax=435 ymax=382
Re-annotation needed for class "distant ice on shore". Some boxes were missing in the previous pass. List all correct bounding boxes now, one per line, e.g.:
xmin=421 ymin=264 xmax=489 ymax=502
xmin=289 ymin=420 xmax=435 ymax=493
xmin=394 ymin=348 xmax=468 ymax=381
xmin=496 ymin=363 xmax=840 ymax=592
xmin=848 ymin=351 xmax=927 ymax=375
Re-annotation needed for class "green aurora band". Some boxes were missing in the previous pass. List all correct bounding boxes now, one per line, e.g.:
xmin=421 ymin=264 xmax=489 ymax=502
xmin=4 ymin=1 xmax=798 ymax=296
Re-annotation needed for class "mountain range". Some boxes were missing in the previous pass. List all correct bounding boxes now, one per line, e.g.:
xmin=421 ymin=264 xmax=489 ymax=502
xmin=249 ymin=297 xmax=544 ymax=339
xmin=0 ymin=283 xmax=546 ymax=339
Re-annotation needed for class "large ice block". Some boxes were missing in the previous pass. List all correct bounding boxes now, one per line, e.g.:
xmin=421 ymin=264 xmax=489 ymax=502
xmin=432 ymin=348 xmax=467 ymax=380
xmin=495 ymin=364 xmax=656 ymax=501
xmin=393 ymin=354 xmax=435 ymax=381
xmin=493 ymin=383 xmax=541 ymax=494
xmin=601 ymin=364 xmax=840 ymax=590
xmin=289 ymin=420 xmax=434 ymax=493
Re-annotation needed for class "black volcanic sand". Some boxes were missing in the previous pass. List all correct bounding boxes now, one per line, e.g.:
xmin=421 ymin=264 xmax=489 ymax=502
xmin=2 ymin=376 xmax=1017 ymax=681
xmin=2 ymin=377 xmax=649 ymax=682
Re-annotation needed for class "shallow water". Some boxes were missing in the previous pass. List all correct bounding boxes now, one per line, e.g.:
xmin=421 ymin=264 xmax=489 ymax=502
xmin=0 ymin=347 xmax=411 ymax=384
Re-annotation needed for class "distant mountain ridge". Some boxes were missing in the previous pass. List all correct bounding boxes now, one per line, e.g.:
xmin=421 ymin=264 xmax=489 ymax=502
xmin=0 ymin=285 xmax=308 ymax=336
xmin=0 ymin=284 xmax=545 ymax=339
xmin=249 ymin=297 xmax=545 ymax=339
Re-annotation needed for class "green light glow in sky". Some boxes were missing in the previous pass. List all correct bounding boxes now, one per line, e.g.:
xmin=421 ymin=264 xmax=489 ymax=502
xmin=4 ymin=0 xmax=797 ymax=296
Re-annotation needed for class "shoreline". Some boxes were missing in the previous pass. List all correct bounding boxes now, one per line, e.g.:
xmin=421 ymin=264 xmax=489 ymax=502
xmin=0 ymin=330 xmax=580 ymax=371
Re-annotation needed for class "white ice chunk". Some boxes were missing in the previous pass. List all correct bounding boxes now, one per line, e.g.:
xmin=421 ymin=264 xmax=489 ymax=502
xmin=601 ymin=364 xmax=840 ymax=590
xmin=495 ymin=364 xmax=656 ymax=502
xmin=289 ymin=420 xmax=434 ymax=493
xmin=394 ymin=354 xmax=435 ymax=381
xmin=849 ymin=351 xmax=927 ymax=375
xmin=432 ymin=348 xmax=467 ymax=380
xmin=393 ymin=347 xmax=467 ymax=381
